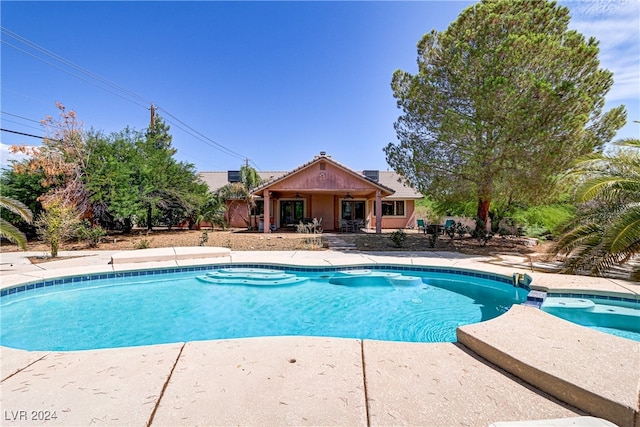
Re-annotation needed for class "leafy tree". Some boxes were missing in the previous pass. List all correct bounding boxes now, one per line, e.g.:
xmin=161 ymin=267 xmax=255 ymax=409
xmin=84 ymin=129 xmax=142 ymax=232
xmin=552 ymin=138 xmax=640 ymax=278
xmin=0 ymin=195 xmax=33 ymax=249
xmin=136 ymin=115 xmax=208 ymax=230
xmin=384 ymin=0 xmax=626 ymax=230
xmin=11 ymin=102 xmax=91 ymax=216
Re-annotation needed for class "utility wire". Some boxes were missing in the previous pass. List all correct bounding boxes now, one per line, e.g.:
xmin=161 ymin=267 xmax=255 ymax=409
xmin=1 ymin=111 xmax=65 ymax=131
xmin=1 ymin=128 xmax=63 ymax=143
xmin=1 ymin=27 xmax=152 ymax=107
xmin=2 ymin=26 xmax=257 ymax=168
xmin=1 ymin=39 xmax=150 ymax=109
xmin=158 ymin=108 xmax=246 ymax=161
xmin=1 ymin=111 xmax=42 ymax=124
xmin=0 ymin=118 xmax=43 ymax=133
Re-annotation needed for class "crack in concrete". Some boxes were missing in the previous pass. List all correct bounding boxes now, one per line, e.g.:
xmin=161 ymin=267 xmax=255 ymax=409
xmin=146 ymin=343 xmax=185 ymax=426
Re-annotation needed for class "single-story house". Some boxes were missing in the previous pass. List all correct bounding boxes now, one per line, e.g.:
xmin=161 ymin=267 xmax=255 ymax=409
xmin=198 ymin=152 xmax=423 ymax=233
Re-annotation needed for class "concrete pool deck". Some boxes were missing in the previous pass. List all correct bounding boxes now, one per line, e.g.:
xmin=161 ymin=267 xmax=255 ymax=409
xmin=1 ymin=249 xmax=639 ymax=426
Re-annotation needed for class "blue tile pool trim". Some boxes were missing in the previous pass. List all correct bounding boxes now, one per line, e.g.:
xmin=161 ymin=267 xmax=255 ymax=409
xmin=0 ymin=263 xmax=524 ymax=298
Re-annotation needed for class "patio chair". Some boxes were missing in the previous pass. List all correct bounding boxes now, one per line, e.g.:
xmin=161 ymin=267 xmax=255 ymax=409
xmin=443 ymin=219 xmax=455 ymax=234
xmin=339 ymin=219 xmax=350 ymax=233
xmin=354 ymin=219 xmax=367 ymax=232
xmin=416 ymin=219 xmax=427 ymax=234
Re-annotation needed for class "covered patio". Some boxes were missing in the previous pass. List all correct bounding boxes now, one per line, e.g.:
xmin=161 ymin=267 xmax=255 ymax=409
xmin=251 ymin=152 xmax=395 ymax=233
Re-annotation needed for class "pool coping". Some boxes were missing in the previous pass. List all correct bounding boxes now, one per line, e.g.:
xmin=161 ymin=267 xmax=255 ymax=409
xmin=1 ymin=248 xmax=639 ymax=426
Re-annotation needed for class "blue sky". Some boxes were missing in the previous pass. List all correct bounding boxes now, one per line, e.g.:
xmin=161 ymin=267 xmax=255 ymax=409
xmin=1 ymin=1 xmax=638 ymax=173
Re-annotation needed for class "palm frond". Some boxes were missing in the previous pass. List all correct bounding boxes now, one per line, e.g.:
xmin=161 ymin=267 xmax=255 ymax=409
xmin=0 ymin=218 xmax=27 ymax=249
xmin=553 ymin=138 xmax=640 ymax=276
xmin=0 ymin=195 xmax=33 ymax=223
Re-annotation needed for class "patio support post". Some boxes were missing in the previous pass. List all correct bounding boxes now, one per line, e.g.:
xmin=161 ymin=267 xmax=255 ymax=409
xmin=263 ymin=191 xmax=271 ymax=233
xmin=375 ymin=190 xmax=382 ymax=234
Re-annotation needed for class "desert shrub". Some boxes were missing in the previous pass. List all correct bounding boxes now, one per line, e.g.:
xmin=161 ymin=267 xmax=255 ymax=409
xmin=199 ymin=230 xmax=209 ymax=246
xmin=390 ymin=229 xmax=407 ymax=247
xmin=134 ymin=238 xmax=152 ymax=249
xmin=296 ymin=218 xmax=323 ymax=234
xmin=35 ymin=199 xmax=82 ymax=258
xmin=456 ymin=223 xmax=471 ymax=238
xmin=471 ymin=218 xmax=494 ymax=246
xmin=427 ymin=232 xmax=438 ymax=248
xmin=445 ymin=222 xmax=469 ymax=239
xmin=296 ymin=218 xmax=323 ymax=249
xmin=76 ymin=221 xmax=106 ymax=248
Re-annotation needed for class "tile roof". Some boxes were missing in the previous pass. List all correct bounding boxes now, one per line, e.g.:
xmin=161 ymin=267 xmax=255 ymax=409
xmin=198 ymin=154 xmax=423 ymax=200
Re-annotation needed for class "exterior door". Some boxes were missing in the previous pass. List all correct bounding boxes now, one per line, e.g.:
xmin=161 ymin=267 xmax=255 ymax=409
xmin=280 ymin=200 xmax=304 ymax=227
xmin=341 ymin=200 xmax=365 ymax=220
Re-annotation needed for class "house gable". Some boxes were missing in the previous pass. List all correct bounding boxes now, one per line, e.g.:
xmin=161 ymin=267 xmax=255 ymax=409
xmin=252 ymin=153 xmax=394 ymax=197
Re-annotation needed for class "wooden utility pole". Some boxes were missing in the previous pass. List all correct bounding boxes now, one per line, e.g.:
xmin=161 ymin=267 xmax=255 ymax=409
xmin=150 ymin=103 xmax=156 ymax=135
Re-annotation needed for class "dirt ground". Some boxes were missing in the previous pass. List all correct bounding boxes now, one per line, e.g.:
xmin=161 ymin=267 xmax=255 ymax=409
xmin=0 ymin=227 xmax=553 ymax=262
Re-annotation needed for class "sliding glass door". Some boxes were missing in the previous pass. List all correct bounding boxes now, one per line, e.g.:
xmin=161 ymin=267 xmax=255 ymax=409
xmin=280 ymin=200 xmax=304 ymax=227
xmin=341 ymin=200 xmax=365 ymax=220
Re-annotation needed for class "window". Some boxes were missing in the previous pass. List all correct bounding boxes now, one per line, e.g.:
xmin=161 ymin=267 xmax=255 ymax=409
xmin=377 ymin=200 xmax=405 ymax=216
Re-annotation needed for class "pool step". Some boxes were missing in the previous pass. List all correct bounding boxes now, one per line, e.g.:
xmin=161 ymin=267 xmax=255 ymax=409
xmin=329 ymin=270 xmax=422 ymax=287
xmin=542 ymin=298 xmax=595 ymax=310
xmin=197 ymin=268 xmax=308 ymax=286
xmin=541 ymin=297 xmax=640 ymax=333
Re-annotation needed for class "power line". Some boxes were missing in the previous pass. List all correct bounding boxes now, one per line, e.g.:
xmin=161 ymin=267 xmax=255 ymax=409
xmin=158 ymin=108 xmax=246 ymax=161
xmin=1 ymin=111 xmax=42 ymax=124
xmin=1 ymin=27 xmax=152 ymax=108
xmin=0 ymin=111 xmax=65 ymax=131
xmin=1 ymin=26 xmax=259 ymax=169
xmin=0 ymin=128 xmax=63 ymax=143
xmin=0 ymin=118 xmax=43 ymax=133
xmin=1 ymin=39 xmax=150 ymax=110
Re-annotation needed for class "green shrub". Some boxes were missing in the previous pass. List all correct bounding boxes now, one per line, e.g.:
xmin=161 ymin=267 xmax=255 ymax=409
xmin=199 ymin=230 xmax=209 ymax=246
xmin=427 ymin=232 xmax=438 ymax=248
xmin=134 ymin=238 xmax=152 ymax=249
xmin=471 ymin=218 xmax=494 ymax=245
xmin=511 ymin=204 xmax=575 ymax=237
xmin=35 ymin=199 xmax=81 ymax=258
xmin=390 ymin=229 xmax=407 ymax=247
xmin=76 ymin=221 xmax=106 ymax=248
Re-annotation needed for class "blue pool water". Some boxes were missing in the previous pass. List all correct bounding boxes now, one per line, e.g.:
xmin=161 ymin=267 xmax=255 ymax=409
xmin=541 ymin=296 xmax=640 ymax=341
xmin=0 ymin=267 xmax=527 ymax=351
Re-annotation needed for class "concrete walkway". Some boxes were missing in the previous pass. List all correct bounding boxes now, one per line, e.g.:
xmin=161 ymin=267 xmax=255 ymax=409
xmin=1 ymin=249 xmax=639 ymax=426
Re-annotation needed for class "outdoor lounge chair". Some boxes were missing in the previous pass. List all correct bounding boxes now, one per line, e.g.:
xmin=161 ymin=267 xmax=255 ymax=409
xmin=443 ymin=219 xmax=455 ymax=234
xmin=416 ymin=219 xmax=427 ymax=234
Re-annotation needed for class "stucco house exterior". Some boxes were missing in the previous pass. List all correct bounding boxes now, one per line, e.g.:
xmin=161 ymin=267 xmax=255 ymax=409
xmin=198 ymin=152 xmax=423 ymax=233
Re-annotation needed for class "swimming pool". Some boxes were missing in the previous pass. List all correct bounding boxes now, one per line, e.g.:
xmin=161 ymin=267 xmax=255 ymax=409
xmin=541 ymin=295 xmax=640 ymax=341
xmin=0 ymin=265 xmax=528 ymax=351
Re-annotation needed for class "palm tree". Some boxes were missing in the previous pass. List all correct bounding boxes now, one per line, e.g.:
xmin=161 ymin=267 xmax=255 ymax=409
xmin=0 ymin=196 xmax=34 ymax=250
xmin=217 ymin=164 xmax=262 ymax=229
xmin=552 ymin=138 xmax=640 ymax=278
xmin=199 ymin=192 xmax=227 ymax=229
xmin=240 ymin=164 xmax=262 ymax=229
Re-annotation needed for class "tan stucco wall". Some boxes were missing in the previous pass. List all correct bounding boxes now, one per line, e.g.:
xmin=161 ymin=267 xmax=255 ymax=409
xmin=310 ymin=194 xmax=335 ymax=230
xmin=368 ymin=200 xmax=417 ymax=230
